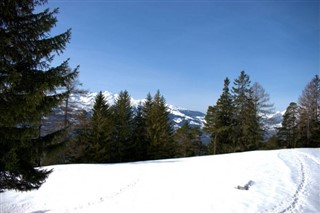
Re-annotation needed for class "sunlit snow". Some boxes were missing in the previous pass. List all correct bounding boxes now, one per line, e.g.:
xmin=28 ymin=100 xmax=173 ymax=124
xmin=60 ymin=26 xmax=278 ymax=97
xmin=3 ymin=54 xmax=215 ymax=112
xmin=1 ymin=149 xmax=319 ymax=213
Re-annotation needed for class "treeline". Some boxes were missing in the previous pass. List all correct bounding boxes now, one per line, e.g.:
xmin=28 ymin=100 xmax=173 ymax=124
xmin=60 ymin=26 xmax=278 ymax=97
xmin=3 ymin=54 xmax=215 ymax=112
xmin=204 ymin=71 xmax=320 ymax=154
xmin=269 ymin=75 xmax=320 ymax=150
xmin=204 ymin=71 xmax=274 ymax=154
xmin=62 ymin=90 xmax=206 ymax=164
xmin=46 ymin=72 xmax=320 ymax=164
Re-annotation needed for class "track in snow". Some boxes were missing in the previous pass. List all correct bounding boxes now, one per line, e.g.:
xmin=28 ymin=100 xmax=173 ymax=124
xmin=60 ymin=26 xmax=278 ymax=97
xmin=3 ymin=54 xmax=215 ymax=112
xmin=263 ymin=150 xmax=310 ymax=213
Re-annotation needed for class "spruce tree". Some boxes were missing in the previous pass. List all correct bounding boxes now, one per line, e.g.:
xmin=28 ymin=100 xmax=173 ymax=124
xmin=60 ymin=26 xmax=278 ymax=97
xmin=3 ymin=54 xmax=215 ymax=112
xmin=86 ymin=92 xmax=112 ymax=162
xmin=232 ymin=71 xmax=261 ymax=151
xmin=148 ymin=91 xmax=175 ymax=159
xmin=204 ymin=105 xmax=218 ymax=154
xmin=132 ymin=103 xmax=149 ymax=161
xmin=112 ymin=90 xmax=133 ymax=162
xmin=278 ymin=102 xmax=299 ymax=148
xmin=0 ymin=0 xmax=78 ymax=191
xmin=204 ymin=78 xmax=234 ymax=154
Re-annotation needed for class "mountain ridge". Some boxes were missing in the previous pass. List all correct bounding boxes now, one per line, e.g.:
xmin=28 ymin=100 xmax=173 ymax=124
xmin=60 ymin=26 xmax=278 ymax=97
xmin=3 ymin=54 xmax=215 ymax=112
xmin=68 ymin=91 xmax=283 ymax=135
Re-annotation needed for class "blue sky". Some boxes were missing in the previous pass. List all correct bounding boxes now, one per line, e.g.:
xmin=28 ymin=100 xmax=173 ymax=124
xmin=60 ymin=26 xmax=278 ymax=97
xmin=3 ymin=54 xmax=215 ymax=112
xmin=44 ymin=0 xmax=319 ymax=112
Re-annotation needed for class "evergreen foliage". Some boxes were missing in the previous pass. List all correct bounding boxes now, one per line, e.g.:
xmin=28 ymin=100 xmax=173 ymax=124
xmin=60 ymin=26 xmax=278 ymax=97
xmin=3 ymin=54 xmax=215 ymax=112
xmin=132 ymin=103 xmax=149 ymax=161
xmin=147 ymin=90 xmax=176 ymax=159
xmin=204 ymin=72 xmax=270 ymax=153
xmin=112 ymin=90 xmax=133 ymax=162
xmin=278 ymin=102 xmax=299 ymax=148
xmin=0 ymin=0 xmax=78 ymax=191
xmin=204 ymin=78 xmax=234 ymax=154
xmin=85 ymin=92 xmax=112 ymax=162
xmin=232 ymin=71 xmax=261 ymax=151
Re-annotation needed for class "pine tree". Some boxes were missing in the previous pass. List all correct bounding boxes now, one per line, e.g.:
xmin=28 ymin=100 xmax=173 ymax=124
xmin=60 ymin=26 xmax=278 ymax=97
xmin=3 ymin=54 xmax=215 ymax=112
xmin=86 ymin=92 xmax=112 ymax=162
xmin=204 ymin=105 xmax=218 ymax=154
xmin=0 ymin=0 xmax=78 ymax=191
xmin=132 ymin=103 xmax=149 ymax=161
xmin=204 ymin=78 xmax=234 ymax=154
xmin=148 ymin=91 xmax=175 ymax=159
xmin=232 ymin=71 xmax=261 ymax=151
xmin=278 ymin=102 xmax=299 ymax=148
xmin=298 ymin=75 xmax=320 ymax=147
xmin=112 ymin=90 xmax=133 ymax=162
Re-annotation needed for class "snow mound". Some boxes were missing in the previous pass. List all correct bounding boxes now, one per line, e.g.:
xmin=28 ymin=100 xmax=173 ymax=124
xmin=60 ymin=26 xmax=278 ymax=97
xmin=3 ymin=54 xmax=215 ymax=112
xmin=1 ymin=148 xmax=319 ymax=213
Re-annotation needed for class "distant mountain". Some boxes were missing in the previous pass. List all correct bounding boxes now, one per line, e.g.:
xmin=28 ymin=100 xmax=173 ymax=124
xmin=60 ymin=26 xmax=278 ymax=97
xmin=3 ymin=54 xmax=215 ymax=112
xmin=264 ymin=111 xmax=285 ymax=138
xmin=68 ymin=91 xmax=206 ymax=130
xmin=43 ymin=91 xmax=283 ymax=140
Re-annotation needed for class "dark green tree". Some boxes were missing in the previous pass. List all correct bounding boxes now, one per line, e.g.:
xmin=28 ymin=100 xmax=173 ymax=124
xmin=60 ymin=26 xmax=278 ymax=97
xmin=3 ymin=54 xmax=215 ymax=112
xmin=148 ymin=90 xmax=175 ymax=159
xmin=85 ymin=92 xmax=112 ymax=162
xmin=232 ymin=71 xmax=261 ymax=151
xmin=278 ymin=102 xmax=299 ymax=148
xmin=132 ymin=103 xmax=149 ymax=161
xmin=112 ymin=90 xmax=133 ymax=162
xmin=204 ymin=105 xmax=218 ymax=154
xmin=0 ymin=0 xmax=78 ymax=191
xmin=204 ymin=78 xmax=234 ymax=154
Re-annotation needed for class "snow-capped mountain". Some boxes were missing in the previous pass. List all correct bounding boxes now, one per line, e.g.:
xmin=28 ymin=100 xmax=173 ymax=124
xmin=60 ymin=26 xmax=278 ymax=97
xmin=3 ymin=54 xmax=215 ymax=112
xmin=69 ymin=91 xmax=206 ymax=130
xmin=44 ymin=91 xmax=283 ymax=139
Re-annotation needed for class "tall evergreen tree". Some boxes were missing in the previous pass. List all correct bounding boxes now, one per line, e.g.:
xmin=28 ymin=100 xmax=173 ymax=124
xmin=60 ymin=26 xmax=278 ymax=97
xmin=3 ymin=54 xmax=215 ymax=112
xmin=232 ymin=71 xmax=260 ymax=151
xmin=86 ymin=92 xmax=112 ymax=162
xmin=132 ymin=103 xmax=149 ymax=161
xmin=204 ymin=105 xmax=218 ymax=154
xmin=298 ymin=75 xmax=320 ymax=147
xmin=148 ymin=90 xmax=175 ymax=159
xmin=0 ymin=0 xmax=78 ymax=191
xmin=112 ymin=90 xmax=133 ymax=162
xmin=204 ymin=78 xmax=234 ymax=154
xmin=278 ymin=102 xmax=299 ymax=148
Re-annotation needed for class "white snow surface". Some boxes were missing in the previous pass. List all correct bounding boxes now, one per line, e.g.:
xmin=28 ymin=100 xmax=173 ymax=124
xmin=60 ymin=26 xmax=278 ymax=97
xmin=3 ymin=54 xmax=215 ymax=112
xmin=1 ymin=148 xmax=319 ymax=213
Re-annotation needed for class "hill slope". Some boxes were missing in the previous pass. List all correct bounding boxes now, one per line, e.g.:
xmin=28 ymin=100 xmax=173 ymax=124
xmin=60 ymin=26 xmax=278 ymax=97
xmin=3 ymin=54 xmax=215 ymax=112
xmin=2 ymin=148 xmax=319 ymax=213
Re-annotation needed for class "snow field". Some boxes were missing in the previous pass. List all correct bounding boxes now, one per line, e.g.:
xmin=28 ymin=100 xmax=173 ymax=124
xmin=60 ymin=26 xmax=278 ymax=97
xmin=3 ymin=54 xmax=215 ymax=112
xmin=1 ymin=148 xmax=319 ymax=213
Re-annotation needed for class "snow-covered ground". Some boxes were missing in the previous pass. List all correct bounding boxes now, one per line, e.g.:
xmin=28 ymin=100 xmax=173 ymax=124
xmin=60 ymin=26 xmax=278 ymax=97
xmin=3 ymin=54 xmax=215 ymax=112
xmin=1 ymin=148 xmax=319 ymax=213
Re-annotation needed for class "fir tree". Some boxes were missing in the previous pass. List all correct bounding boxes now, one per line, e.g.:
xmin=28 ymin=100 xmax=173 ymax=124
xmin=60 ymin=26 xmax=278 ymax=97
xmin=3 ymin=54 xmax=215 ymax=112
xmin=148 ymin=91 xmax=175 ymax=159
xmin=204 ymin=78 xmax=234 ymax=154
xmin=132 ymin=103 xmax=149 ymax=161
xmin=232 ymin=71 xmax=261 ymax=151
xmin=86 ymin=92 xmax=112 ymax=162
xmin=278 ymin=102 xmax=299 ymax=148
xmin=0 ymin=0 xmax=78 ymax=191
xmin=112 ymin=90 xmax=133 ymax=162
